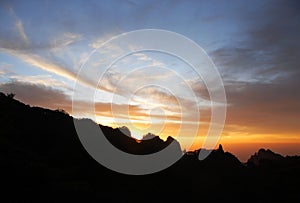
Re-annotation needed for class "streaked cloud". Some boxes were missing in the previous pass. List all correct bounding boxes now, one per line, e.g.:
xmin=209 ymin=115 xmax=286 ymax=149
xmin=0 ymin=0 xmax=300 ymax=155
xmin=9 ymin=74 xmax=69 ymax=89
xmin=15 ymin=19 xmax=29 ymax=45
xmin=0 ymin=62 xmax=14 ymax=76
xmin=50 ymin=32 xmax=82 ymax=50
xmin=1 ymin=49 xmax=78 ymax=82
xmin=8 ymin=7 xmax=30 ymax=45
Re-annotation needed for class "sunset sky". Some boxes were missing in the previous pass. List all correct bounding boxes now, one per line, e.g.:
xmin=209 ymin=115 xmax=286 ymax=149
xmin=0 ymin=0 xmax=300 ymax=161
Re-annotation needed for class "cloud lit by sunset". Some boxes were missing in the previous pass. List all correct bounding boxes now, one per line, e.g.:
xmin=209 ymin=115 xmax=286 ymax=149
xmin=1 ymin=0 xmax=300 ymax=161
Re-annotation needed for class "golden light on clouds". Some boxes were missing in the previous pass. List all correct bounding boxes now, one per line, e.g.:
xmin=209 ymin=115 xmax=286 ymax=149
xmin=0 ymin=4 xmax=299 ymax=163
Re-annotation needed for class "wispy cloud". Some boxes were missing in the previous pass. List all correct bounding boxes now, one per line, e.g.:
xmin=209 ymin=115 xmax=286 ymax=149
xmin=8 ymin=7 xmax=30 ymax=45
xmin=9 ymin=74 xmax=69 ymax=89
xmin=15 ymin=19 xmax=29 ymax=45
xmin=0 ymin=62 xmax=13 ymax=75
xmin=51 ymin=32 xmax=82 ymax=50
xmin=1 ymin=49 xmax=78 ymax=82
xmin=1 ymin=7 xmax=84 ymax=86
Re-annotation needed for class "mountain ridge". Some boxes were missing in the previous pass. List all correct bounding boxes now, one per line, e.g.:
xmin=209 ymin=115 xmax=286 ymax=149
xmin=1 ymin=92 xmax=300 ymax=202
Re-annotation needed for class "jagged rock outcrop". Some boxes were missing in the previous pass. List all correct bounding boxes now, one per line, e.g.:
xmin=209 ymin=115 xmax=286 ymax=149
xmin=247 ymin=148 xmax=284 ymax=166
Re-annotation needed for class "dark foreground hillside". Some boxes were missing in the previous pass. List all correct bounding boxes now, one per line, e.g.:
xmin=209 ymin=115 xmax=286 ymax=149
xmin=0 ymin=92 xmax=299 ymax=202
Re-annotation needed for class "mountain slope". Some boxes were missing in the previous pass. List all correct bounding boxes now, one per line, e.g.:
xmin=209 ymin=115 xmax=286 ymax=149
xmin=1 ymin=92 xmax=300 ymax=202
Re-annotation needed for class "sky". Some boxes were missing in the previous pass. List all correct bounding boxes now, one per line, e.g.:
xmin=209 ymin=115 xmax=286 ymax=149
xmin=0 ymin=0 xmax=300 ymax=161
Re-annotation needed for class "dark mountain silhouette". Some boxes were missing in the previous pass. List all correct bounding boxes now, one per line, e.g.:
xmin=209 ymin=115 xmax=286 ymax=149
xmin=102 ymin=126 xmax=181 ymax=155
xmin=199 ymin=144 xmax=242 ymax=168
xmin=182 ymin=144 xmax=241 ymax=168
xmin=247 ymin=148 xmax=300 ymax=169
xmin=248 ymin=148 xmax=284 ymax=166
xmin=0 ymin=92 xmax=299 ymax=202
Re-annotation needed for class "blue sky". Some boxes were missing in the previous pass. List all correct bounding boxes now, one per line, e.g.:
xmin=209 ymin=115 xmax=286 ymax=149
xmin=1 ymin=0 xmax=300 ymax=155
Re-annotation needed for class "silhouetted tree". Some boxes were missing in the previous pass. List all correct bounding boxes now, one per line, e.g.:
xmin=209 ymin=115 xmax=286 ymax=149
xmin=6 ymin=93 xmax=15 ymax=99
xmin=55 ymin=108 xmax=69 ymax=115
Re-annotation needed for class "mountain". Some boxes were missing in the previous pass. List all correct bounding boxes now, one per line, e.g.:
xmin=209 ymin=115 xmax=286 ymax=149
xmin=247 ymin=148 xmax=284 ymax=166
xmin=102 ymin=125 xmax=182 ymax=155
xmin=0 ymin=92 xmax=300 ymax=202
xmin=182 ymin=144 xmax=242 ymax=170
xmin=0 ymin=91 xmax=181 ymax=156
xmin=200 ymin=144 xmax=242 ymax=168
xmin=247 ymin=148 xmax=300 ymax=169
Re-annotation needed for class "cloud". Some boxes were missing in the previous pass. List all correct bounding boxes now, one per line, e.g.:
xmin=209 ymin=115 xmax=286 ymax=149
xmin=0 ymin=80 xmax=140 ymax=119
xmin=224 ymin=80 xmax=300 ymax=135
xmin=1 ymin=0 xmax=299 ymax=144
xmin=0 ymin=81 xmax=71 ymax=111
xmin=205 ymin=1 xmax=300 ymax=137
xmin=0 ymin=6 xmax=85 ymax=87
xmin=8 ymin=7 xmax=30 ymax=45
xmin=0 ymin=38 xmax=95 ymax=91
xmin=0 ymin=63 xmax=14 ymax=76
xmin=210 ymin=1 xmax=300 ymax=85
xmin=89 ymin=33 xmax=119 ymax=49
xmin=0 ymin=9 xmax=86 ymax=88
xmin=15 ymin=19 xmax=29 ymax=45
xmin=50 ymin=32 xmax=82 ymax=50
xmin=1 ymin=49 xmax=79 ymax=81
xmin=0 ymin=79 xmax=210 ymax=147
xmin=0 ymin=79 xmax=182 ymax=124
xmin=9 ymin=75 xmax=69 ymax=89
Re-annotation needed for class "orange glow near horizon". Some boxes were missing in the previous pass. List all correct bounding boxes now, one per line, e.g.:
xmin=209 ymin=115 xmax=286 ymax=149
xmin=94 ymin=114 xmax=300 ymax=162
xmin=1 ymin=0 xmax=299 ymax=168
